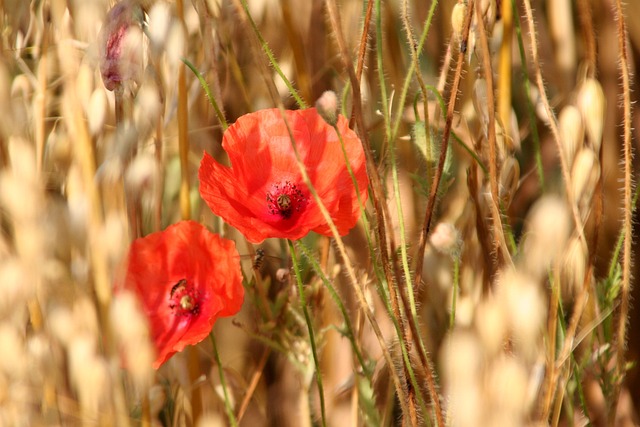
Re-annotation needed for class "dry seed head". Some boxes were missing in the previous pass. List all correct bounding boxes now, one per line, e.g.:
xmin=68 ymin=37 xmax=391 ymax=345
xmin=494 ymin=119 xmax=508 ymax=162
xmin=497 ymin=270 xmax=546 ymax=362
xmin=560 ymin=236 xmax=588 ymax=300
xmin=440 ymin=331 xmax=484 ymax=426
xmin=499 ymin=156 xmax=519 ymax=207
xmin=480 ymin=0 xmax=497 ymax=32
xmin=88 ymin=88 xmax=108 ymax=136
xmin=125 ymin=153 xmax=160 ymax=200
xmin=102 ymin=214 xmax=127 ymax=268
xmin=197 ymin=414 xmax=226 ymax=427
xmin=7 ymin=137 xmax=37 ymax=184
xmin=68 ymin=334 xmax=109 ymax=414
xmin=451 ymin=3 xmax=468 ymax=40
xmin=520 ymin=196 xmax=570 ymax=278
xmin=46 ymin=128 xmax=72 ymax=170
xmin=558 ymin=105 xmax=584 ymax=169
xmin=509 ymin=109 xmax=522 ymax=152
xmin=111 ymin=291 xmax=154 ymax=391
xmin=10 ymin=74 xmax=31 ymax=101
xmin=472 ymin=78 xmax=489 ymax=133
xmin=441 ymin=331 xmax=484 ymax=387
xmin=571 ymin=147 xmax=600 ymax=214
xmin=134 ymin=81 xmax=162 ymax=136
xmin=577 ymin=78 xmax=605 ymax=153
xmin=165 ymin=20 xmax=186 ymax=68
xmin=315 ymin=90 xmax=339 ymax=126
xmin=147 ymin=2 xmax=172 ymax=50
xmin=0 ymin=260 xmax=33 ymax=319
xmin=474 ymin=297 xmax=507 ymax=358
xmin=1 ymin=161 xmax=40 ymax=227
xmin=0 ymin=324 xmax=26 ymax=379
xmin=485 ymin=356 xmax=529 ymax=419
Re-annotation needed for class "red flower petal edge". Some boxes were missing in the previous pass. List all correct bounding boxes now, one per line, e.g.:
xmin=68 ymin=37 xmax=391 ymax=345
xmin=198 ymin=108 xmax=369 ymax=243
xmin=120 ymin=220 xmax=244 ymax=369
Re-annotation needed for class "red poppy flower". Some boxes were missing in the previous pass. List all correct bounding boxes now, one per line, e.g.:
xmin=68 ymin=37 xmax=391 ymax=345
xmin=198 ymin=108 xmax=369 ymax=243
xmin=121 ymin=220 xmax=244 ymax=369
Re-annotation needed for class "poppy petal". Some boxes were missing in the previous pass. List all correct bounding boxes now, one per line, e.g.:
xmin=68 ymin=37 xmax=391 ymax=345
xmin=120 ymin=221 xmax=244 ymax=369
xmin=199 ymin=108 xmax=369 ymax=243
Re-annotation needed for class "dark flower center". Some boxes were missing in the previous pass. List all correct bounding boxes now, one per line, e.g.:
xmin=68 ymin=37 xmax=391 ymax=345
xmin=266 ymin=181 xmax=308 ymax=219
xmin=168 ymin=279 xmax=200 ymax=316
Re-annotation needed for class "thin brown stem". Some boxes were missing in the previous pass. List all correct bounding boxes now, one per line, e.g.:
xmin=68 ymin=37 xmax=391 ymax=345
xmin=474 ymin=0 xmax=510 ymax=269
xmin=401 ymin=0 xmax=432 ymax=181
xmin=413 ymin=0 xmax=474 ymax=297
xmin=521 ymin=2 xmax=593 ymax=419
xmin=237 ymin=347 xmax=271 ymax=422
xmin=609 ymin=0 xmax=633 ymax=423
xmin=576 ymin=0 xmax=596 ymax=77
xmin=324 ymin=0 xmax=400 ymax=332
xmin=498 ymin=0 xmax=512 ymax=140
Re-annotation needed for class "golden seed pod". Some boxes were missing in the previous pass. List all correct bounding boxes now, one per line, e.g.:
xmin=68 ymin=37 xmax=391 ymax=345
xmin=571 ymin=147 xmax=600 ymax=215
xmin=88 ymin=88 xmax=108 ymax=136
xmin=451 ymin=2 xmax=468 ymax=39
xmin=577 ymin=78 xmax=605 ymax=153
xmin=474 ymin=297 xmax=507 ymax=358
xmin=485 ymin=355 xmax=530 ymax=419
xmin=147 ymin=2 xmax=172 ymax=51
xmin=560 ymin=236 xmax=588 ymax=300
xmin=0 ymin=324 xmax=26 ymax=379
xmin=494 ymin=119 xmax=507 ymax=162
xmin=111 ymin=291 xmax=155 ymax=392
xmin=480 ymin=0 xmax=497 ymax=33
xmin=440 ymin=331 xmax=484 ymax=425
xmin=472 ymin=78 xmax=489 ymax=133
xmin=497 ymin=269 xmax=546 ymax=362
xmin=519 ymin=196 xmax=570 ymax=279
xmin=558 ymin=105 xmax=584 ymax=169
xmin=499 ymin=156 xmax=520 ymax=207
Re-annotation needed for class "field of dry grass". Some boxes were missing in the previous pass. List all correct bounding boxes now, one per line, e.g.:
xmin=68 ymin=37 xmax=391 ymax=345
xmin=1 ymin=0 xmax=639 ymax=426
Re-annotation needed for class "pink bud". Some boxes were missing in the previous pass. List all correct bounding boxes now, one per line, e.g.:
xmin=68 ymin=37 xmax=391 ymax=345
xmin=98 ymin=1 xmax=143 ymax=91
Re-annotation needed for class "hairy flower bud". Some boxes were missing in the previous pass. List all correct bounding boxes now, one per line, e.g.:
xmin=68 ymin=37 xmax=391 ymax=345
xmin=98 ymin=0 xmax=144 ymax=91
xmin=315 ymin=90 xmax=339 ymax=126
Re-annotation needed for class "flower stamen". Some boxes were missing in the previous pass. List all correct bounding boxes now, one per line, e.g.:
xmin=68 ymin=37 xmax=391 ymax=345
xmin=168 ymin=279 xmax=200 ymax=316
xmin=266 ymin=181 xmax=308 ymax=219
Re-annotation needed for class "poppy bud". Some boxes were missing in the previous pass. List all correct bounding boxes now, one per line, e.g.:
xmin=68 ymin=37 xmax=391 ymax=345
xmin=98 ymin=0 xmax=144 ymax=91
xmin=429 ymin=222 xmax=461 ymax=256
xmin=315 ymin=90 xmax=339 ymax=126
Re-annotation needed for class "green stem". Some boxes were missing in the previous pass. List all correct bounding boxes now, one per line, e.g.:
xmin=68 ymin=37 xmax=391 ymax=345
xmin=210 ymin=333 xmax=239 ymax=427
xmin=288 ymin=240 xmax=327 ymax=427
xmin=296 ymin=240 xmax=371 ymax=380
xmin=239 ymin=0 xmax=307 ymax=109
xmin=182 ymin=58 xmax=228 ymax=131
xmin=449 ymin=255 xmax=460 ymax=330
